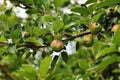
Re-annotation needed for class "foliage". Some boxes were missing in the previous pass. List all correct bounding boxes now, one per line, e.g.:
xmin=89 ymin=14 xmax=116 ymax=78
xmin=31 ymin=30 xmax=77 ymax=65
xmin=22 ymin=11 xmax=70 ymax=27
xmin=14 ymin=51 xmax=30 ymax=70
xmin=0 ymin=0 xmax=120 ymax=80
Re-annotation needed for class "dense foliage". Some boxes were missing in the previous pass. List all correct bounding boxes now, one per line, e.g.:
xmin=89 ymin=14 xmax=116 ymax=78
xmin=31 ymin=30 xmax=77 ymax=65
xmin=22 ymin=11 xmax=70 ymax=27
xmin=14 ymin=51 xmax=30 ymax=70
xmin=0 ymin=0 xmax=120 ymax=80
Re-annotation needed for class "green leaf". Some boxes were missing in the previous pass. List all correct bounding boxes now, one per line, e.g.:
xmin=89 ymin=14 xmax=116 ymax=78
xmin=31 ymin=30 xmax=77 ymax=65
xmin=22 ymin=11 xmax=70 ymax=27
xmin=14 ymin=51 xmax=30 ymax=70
xmin=96 ymin=44 xmax=118 ymax=59
xmin=62 ymin=14 xmax=70 ymax=25
xmin=6 ymin=45 xmax=16 ymax=54
xmin=33 ymin=0 xmax=42 ymax=9
xmin=32 ymin=27 xmax=41 ymax=36
xmin=61 ymin=52 xmax=68 ymax=63
xmin=93 ymin=11 xmax=105 ymax=22
xmin=26 ymin=8 xmax=39 ymax=14
xmin=53 ymin=0 xmax=68 ymax=8
xmin=112 ymin=69 xmax=120 ymax=73
xmin=0 ymin=34 xmax=6 ymax=42
xmin=39 ymin=56 xmax=52 ymax=76
xmin=14 ymin=64 xmax=37 ymax=80
xmin=85 ymin=0 xmax=97 ymax=4
xmin=0 ymin=46 xmax=8 ymax=56
xmin=78 ymin=59 xmax=89 ymax=70
xmin=9 ymin=29 xmax=21 ymax=39
xmin=51 ymin=55 xmax=59 ymax=69
xmin=117 ymin=6 xmax=120 ymax=14
xmin=42 ymin=14 xmax=55 ymax=22
xmin=88 ymin=54 xmax=117 ymax=73
xmin=25 ymin=26 xmax=49 ymax=37
xmin=112 ymin=24 xmax=120 ymax=46
xmin=71 ymin=7 xmax=89 ymax=16
xmin=97 ymin=0 xmax=120 ymax=8
xmin=25 ymin=37 xmax=39 ymax=44
xmin=32 ymin=27 xmax=47 ymax=37
xmin=22 ymin=0 xmax=33 ymax=5
xmin=5 ymin=8 xmax=12 ymax=16
xmin=9 ymin=0 xmax=19 ymax=6
xmin=63 ymin=25 xmax=71 ymax=30
xmin=52 ymin=20 xmax=64 ymax=33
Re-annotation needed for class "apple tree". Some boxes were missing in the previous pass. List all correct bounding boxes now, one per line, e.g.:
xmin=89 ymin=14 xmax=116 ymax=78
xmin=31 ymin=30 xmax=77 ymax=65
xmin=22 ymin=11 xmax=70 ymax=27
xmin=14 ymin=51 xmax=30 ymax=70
xmin=0 ymin=0 xmax=120 ymax=80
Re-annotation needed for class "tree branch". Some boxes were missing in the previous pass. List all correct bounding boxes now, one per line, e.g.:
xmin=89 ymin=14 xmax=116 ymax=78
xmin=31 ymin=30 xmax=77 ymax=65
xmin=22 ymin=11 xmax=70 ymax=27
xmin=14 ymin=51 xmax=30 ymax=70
xmin=0 ymin=42 xmax=9 ymax=46
xmin=0 ymin=31 xmax=104 ymax=49
xmin=0 ymin=31 xmax=91 ymax=49
xmin=63 ymin=31 xmax=91 ymax=41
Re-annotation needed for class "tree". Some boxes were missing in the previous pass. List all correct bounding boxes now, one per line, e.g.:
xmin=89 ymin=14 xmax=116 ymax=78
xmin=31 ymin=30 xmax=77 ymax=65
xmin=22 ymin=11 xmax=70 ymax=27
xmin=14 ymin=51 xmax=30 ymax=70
xmin=0 ymin=0 xmax=120 ymax=80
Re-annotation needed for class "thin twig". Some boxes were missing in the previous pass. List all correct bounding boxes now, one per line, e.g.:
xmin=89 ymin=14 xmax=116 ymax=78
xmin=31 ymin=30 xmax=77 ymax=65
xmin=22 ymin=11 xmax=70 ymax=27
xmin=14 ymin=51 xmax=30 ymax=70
xmin=0 ymin=42 xmax=9 ymax=45
xmin=99 ymin=74 xmax=105 ymax=80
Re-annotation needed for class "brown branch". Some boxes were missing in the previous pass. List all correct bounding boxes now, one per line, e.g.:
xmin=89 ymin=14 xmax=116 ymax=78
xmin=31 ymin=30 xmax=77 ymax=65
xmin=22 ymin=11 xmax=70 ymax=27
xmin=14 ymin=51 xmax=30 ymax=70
xmin=24 ymin=42 xmax=48 ymax=49
xmin=63 ymin=31 xmax=91 ymax=41
xmin=0 ymin=42 xmax=9 ymax=46
xmin=99 ymin=74 xmax=105 ymax=80
xmin=0 ymin=31 xmax=92 ymax=49
xmin=0 ymin=31 xmax=105 ymax=49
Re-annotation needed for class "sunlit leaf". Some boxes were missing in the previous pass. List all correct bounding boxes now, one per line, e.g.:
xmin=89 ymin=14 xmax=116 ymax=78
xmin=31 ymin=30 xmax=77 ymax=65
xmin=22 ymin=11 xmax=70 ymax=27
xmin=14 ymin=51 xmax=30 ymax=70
xmin=117 ymin=6 xmax=120 ymax=13
xmin=112 ymin=69 xmax=120 ymax=73
xmin=112 ymin=24 xmax=120 ymax=46
xmin=97 ymin=0 xmax=120 ymax=8
xmin=39 ymin=56 xmax=52 ymax=76
xmin=42 ymin=14 xmax=55 ymax=22
xmin=0 ymin=34 xmax=6 ymax=42
xmin=53 ymin=0 xmax=68 ymax=8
